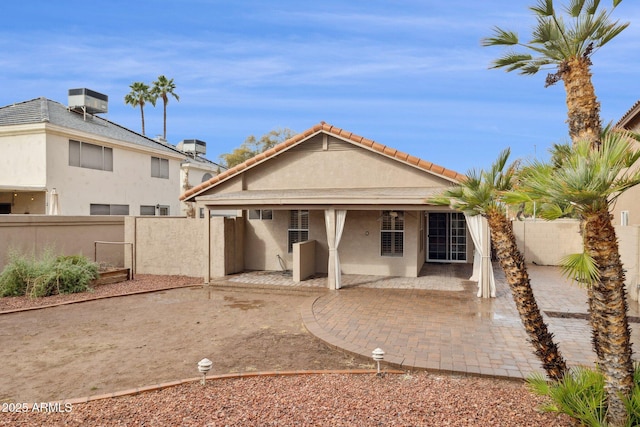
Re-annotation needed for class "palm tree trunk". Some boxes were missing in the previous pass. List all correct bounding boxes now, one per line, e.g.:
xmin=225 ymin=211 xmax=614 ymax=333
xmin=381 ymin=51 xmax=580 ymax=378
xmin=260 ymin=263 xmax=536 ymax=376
xmin=562 ymin=57 xmax=602 ymax=149
xmin=163 ymin=99 xmax=167 ymax=140
xmin=583 ymin=208 xmax=634 ymax=427
xmin=140 ymin=104 xmax=146 ymax=136
xmin=486 ymin=210 xmax=567 ymax=381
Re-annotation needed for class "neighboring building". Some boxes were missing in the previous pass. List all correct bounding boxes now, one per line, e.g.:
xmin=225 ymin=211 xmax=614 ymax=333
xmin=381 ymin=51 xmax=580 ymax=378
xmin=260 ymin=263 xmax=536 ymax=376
xmin=614 ymin=100 xmax=640 ymax=226
xmin=181 ymin=122 xmax=493 ymax=293
xmin=0 ymin=90 xmax=222 ymax=216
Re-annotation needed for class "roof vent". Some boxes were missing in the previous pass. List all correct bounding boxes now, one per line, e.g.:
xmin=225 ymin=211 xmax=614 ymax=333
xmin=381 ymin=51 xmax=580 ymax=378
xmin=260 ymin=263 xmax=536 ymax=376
xmin=177 ymin=139 xmax=206 ymax=157
xmin=68 ymin=88 xmax=108 ymax=116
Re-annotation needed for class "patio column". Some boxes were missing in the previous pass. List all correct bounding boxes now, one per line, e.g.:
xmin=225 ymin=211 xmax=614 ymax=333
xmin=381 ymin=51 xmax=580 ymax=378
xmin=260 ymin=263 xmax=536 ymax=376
xmin=464 ymin=214 xmax=495 ymax=298
xmin=324 ymin=209 xmax=347 ymax=290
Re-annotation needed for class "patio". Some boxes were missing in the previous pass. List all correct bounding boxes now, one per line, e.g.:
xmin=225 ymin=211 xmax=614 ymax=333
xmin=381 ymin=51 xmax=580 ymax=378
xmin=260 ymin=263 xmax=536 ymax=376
xmin=215 ymin=263 xmax=640 ymax=379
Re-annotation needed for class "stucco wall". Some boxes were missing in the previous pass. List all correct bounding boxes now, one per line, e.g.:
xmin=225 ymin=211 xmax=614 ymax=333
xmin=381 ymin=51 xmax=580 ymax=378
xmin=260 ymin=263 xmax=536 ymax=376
xmin=617 ymin=225 xmax=640 ymax=302
xmin=242 ymin=136 xmax=450 ymax=191
xmin=244 ymin=209 xmax=424 ymax=277
xmin=0 ymin=130 xmax=47 ymax=187
xmin=125 ymin=216 xmax=204 ymax=276
xmin=512 ymin=219 xmax=583 ymax=266
xmin=0 ymin=215 xmax=124 ymax=269
xmin=45 ymin=132 xmax=182 ymax=216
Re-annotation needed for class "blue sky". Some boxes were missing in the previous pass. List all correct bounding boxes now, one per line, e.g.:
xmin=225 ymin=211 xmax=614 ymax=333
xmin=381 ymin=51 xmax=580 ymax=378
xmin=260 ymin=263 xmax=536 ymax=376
xmin=2 ymin=1 xmax=640 ymax=173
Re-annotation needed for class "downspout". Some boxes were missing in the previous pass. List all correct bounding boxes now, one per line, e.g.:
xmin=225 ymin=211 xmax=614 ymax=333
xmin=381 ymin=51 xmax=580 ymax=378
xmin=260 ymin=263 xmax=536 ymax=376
xmin=205 ymin=206 xmax=211 ymax=285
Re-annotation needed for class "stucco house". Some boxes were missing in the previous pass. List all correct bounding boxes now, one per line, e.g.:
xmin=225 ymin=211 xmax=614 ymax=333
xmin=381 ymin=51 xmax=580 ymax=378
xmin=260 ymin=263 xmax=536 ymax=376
xmin=181 ymin=122 xmax=494 ymax=294
xmin=614 ymin=100 xmax=640 ymax=226
xmin=0 ymin=90 xmax=221 ymax=216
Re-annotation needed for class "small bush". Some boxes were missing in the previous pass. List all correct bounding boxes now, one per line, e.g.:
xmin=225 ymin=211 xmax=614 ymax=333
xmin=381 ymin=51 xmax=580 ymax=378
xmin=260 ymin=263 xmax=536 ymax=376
xmin=528 ymin=364 xmax=640 ymax=427
xmin=0 ymin=250 xmax=98 ymax=298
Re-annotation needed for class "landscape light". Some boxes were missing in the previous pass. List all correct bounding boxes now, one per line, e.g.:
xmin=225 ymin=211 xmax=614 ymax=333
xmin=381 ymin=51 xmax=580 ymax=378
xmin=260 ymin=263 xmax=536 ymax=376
xmin=197 ymin=358 xmax=213 ymax=385
xmin=372 ymin=348 xmax=385 ymax=376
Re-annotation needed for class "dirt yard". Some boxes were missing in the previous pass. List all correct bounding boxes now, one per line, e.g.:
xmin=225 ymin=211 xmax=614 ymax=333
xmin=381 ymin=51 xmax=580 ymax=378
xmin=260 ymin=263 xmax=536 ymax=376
xmin=0 ymin=282 xmax=372 ymax=403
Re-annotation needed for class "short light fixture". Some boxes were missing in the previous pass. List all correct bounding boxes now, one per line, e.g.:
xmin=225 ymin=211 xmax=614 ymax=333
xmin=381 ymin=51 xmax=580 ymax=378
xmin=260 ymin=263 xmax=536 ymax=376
xmin=372 ymin=348 xmax=385 ymax=376
xmin=197 ymin=358 xmax=213 ymax=385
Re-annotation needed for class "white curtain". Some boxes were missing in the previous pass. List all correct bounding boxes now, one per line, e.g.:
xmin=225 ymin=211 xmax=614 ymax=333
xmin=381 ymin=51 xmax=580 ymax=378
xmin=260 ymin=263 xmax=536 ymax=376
xmin=325 ymin=209 xmax=347 ymax=290
xmin=464 ymin=213 xmax=496 ymax=298
xmin=49 ymin=189 xmax=60 ymax=215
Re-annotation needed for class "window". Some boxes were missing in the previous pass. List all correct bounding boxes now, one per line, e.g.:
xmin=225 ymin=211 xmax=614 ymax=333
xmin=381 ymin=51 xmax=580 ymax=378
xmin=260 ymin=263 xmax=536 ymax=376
xmin=90 ymin=204 xmax=129 ymax=215
xmin=201 ymin=173 xmax=213 ymax=182
xmin=248 ymin=209 xmax=273 ymax=220
xmin=69 ymin=140 xmax=113 ymax=171
xmin=158 ymin=206 xmax=170 ymax=216
xmin=140 ymin=205 xmax=156 ymax=216
xmin=381 ymin=210 xmax=404 ymax=256
xmin=288 ymin=210 xmax=309 ymax=252
xmin=151 ymin=157 xmax=169 ymax=179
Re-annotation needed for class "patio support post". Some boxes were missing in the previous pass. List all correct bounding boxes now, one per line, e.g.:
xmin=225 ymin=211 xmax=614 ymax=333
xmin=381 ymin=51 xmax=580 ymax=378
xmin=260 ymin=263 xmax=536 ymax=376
xmin=324 ymin=209 xmax=346 ymax=290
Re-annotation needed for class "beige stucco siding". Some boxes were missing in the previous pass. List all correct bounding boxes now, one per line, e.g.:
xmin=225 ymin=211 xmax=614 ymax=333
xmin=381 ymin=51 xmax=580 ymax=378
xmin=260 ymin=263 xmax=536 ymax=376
xmin=43 ymin=133 xmax=182 ymax=215
xmin=244 ymin=209 xmax=424 ymax=277
xmin=242 ymin=136 xmax=451 ymax=191
xmin=0 ymin=131 xmax=47 ymax=188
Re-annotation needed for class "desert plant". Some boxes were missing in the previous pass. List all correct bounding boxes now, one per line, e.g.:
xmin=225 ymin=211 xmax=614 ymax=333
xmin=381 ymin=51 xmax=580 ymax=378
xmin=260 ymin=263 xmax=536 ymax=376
xmin=0 ymin=250 xmax=98 ymax=298
xmin=529 ymin=363 xmax=640 ymax=426
xmin=0 ymin=250 xmax=37 ymax=296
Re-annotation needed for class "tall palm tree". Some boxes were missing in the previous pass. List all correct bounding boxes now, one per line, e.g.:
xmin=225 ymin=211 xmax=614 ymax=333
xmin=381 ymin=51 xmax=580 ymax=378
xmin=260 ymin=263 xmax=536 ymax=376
xmin=429 ymin=149 xmax=567 ymax=381
xmin=124 ymin=82 xmax=155 ymax=136
xmin=506 ymin=130 xmax=640 ymax=426
xmin=482 ymin=0 xmax=628 ymax=148
xmin=151 ymin=75 xmax=179 ymax=140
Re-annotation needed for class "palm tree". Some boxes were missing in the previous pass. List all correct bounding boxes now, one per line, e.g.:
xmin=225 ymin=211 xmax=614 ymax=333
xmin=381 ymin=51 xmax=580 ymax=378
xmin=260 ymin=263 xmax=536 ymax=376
xmin=124 ymin=82 xmax=155 ymax=135
xmin=506 ymin=130 xmax=640 ymax=426
xmin=482 ymin=0 xmax=628 ymax=148
xmin=429 ymin=149 xmax=567 ymax=381
xmin=151 ymin=75 xmax=179 ymax=140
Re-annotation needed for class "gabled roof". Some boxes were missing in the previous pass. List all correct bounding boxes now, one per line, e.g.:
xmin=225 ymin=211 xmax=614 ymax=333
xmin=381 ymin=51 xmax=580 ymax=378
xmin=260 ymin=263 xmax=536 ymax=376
xmin=0 ymin=97 xmax=182 ymax=155
xmin=181 ymin=121 xmax=464 ymax=201
xmin=616 ymin=100 xmax=640 ymax=129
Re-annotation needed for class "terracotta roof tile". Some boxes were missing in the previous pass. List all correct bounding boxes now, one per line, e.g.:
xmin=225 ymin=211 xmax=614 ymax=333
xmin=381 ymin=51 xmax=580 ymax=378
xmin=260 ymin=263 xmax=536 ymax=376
xmin=180 ymin=122 xmax=464 ymax=201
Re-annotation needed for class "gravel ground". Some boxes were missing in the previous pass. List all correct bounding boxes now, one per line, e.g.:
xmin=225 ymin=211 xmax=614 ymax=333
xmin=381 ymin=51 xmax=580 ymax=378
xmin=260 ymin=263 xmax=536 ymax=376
xmin=0 ymin=274 xmax=202 ymax=312
xmin=0 ymin=275 xmax=577 ymax=426
xmin=1 ymin=373 xmax=574 ymax=426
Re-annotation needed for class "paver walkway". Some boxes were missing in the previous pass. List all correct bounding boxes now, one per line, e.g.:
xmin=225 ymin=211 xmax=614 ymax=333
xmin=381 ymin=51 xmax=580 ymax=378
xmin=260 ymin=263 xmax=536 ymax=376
xmin=221 ymin=264 xmax=640 ymax=379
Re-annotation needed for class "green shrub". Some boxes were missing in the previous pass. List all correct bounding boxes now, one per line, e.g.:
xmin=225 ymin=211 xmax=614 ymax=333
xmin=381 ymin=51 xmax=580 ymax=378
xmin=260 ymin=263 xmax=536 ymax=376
xmin=0 ymin=250 xmax=98 ymax=298
xmin=528 ymin=364 xmax=640 ymax=426
xmin=0 ymin=251 xmax=36 ymax=296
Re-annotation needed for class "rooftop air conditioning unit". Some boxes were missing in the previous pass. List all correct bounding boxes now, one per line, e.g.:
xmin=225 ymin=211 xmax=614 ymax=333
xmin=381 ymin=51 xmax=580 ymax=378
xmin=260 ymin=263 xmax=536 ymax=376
xmin=68 ymin=88 xmax=108 ymax=115
xmin=178 ymin=139 xmax=207 ymax=156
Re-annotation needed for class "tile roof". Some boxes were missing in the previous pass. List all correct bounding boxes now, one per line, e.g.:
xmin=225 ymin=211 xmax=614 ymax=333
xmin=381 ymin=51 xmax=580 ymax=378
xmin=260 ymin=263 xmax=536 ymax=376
xmin=616 ymin=99 xmax=640 ymax=129
xmin=180 ymin=121 xmax=464 ymax=201
xmin=0 ymin=97 xmax=182 ymax=155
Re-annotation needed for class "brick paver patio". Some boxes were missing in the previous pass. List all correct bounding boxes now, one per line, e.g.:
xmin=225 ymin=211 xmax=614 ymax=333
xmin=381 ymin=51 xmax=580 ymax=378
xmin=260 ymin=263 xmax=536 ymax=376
xmin=219 ymin=263 xmax=640 ymax=379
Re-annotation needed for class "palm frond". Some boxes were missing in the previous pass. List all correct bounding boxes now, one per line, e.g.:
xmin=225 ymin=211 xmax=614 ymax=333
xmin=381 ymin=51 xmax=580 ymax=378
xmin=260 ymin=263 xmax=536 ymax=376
xmin=481 ymin=27 xmax=519 ymax=46
xmin=490 ymin=53 xmax=535 ymax=71
xmin=530 ymin=0 xmax=555 ymax=16
xmin=567 ymin=0 xmax=588 ymax=17
xmin=560 ymin=252 xmax=600 ymax=286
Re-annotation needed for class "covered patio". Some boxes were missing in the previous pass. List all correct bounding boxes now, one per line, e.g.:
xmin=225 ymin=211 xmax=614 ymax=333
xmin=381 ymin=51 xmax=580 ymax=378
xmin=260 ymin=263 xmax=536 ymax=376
xmin=200 ymin=187 xmax=495 ymax=297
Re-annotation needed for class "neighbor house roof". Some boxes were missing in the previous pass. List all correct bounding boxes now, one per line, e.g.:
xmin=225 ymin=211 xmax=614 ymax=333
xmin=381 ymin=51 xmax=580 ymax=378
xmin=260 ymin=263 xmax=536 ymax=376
xmin=181 ymin=122 xmax=464 ymax=201
xmin=617 ymin=100 xmax=640 ymax=130
xmin=0 ymin=97 xmax=183 ymax=155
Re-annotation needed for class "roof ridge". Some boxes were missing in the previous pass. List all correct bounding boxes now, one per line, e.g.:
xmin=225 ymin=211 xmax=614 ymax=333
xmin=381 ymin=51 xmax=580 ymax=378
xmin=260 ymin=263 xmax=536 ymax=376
xmin=180 ymin=122 xmax=463 ymax=201
xmin=39 ymin=97 xmax=50 ymax=123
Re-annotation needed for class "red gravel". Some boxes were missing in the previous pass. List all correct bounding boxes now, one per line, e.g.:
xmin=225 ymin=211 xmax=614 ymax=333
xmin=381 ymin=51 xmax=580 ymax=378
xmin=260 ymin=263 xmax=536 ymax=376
xmin=0 ymin=373 xmax=574 ymax=426
xmin=0 ymin=276 xmax=577 ymax=426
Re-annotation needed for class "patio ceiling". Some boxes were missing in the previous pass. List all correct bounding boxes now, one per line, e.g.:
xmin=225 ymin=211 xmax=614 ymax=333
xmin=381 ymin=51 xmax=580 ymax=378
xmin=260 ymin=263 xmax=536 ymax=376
xmin=196 ymin=187 xmax=452 ymax=211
